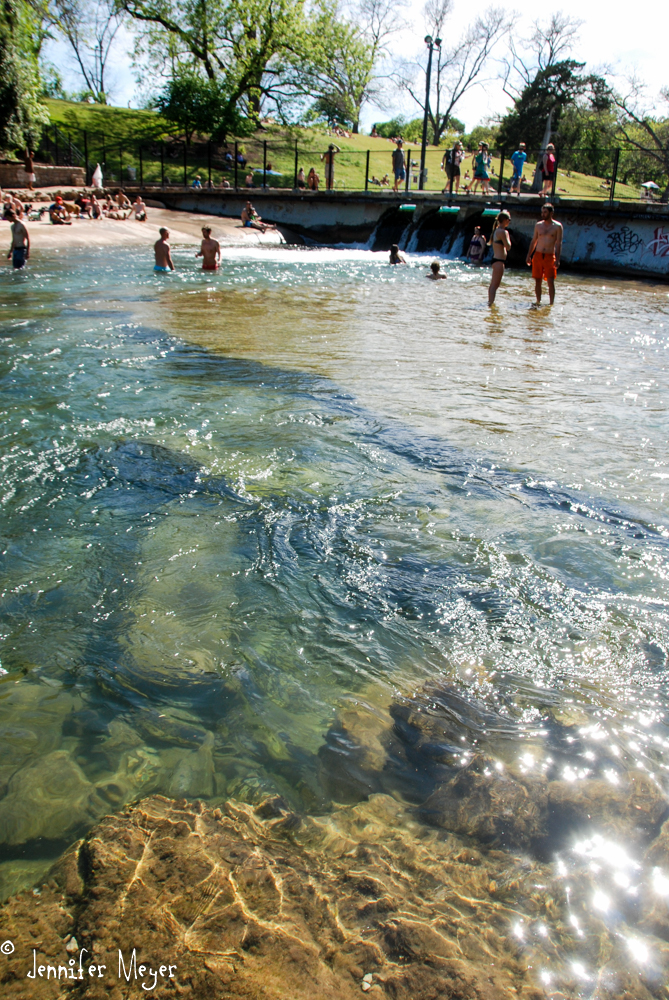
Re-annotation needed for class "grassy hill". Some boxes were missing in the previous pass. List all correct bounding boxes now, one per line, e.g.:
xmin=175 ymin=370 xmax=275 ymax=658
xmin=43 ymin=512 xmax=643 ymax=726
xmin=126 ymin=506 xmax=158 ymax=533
xmin=43 ymin=99 xmax=642 ymax=202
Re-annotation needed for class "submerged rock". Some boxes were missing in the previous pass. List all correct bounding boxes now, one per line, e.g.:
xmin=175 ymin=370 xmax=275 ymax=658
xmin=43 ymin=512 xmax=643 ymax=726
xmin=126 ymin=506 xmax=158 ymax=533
xmin=165 ymin=730 xmax=215 ymax=799
xmin=0 ymin=751 xmax=101 ymax=845
xmin=420 ymin=756 xmax=548 ymax=849
xmin=547 ymin=770 xmax=668 ymax=845
xmin=0 ymin=794 xmax=550 ymax=1000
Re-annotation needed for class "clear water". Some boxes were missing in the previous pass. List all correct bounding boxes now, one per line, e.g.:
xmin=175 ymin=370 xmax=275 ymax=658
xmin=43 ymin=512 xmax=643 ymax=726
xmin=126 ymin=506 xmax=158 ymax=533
xmin=1 ymin=245 xmax=669 ymax=993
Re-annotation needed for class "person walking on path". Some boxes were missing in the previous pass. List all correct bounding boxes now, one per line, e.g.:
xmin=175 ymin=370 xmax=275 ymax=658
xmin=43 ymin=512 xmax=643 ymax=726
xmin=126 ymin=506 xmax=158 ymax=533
xmin=442 ymin=142 xmax=464 ymax=194
xmin=487 ymin=210 xmax=511 ymax=306
xmin=540 ymin=143 xmax=557 ymax=199
xmin=6 ymin=211 xmax=29 ymax=268
xmin=23 ymin=150 xmax=36 ymax=191
xmin=321 ymin=144 xmax=340 ymax=191
xmin=509 ymin=143 xmax=527 ymax=195
xmin=392 ymin=140 xmax=406 ymax=193
xmin=526 ymin=203 xmax=563 ymax=305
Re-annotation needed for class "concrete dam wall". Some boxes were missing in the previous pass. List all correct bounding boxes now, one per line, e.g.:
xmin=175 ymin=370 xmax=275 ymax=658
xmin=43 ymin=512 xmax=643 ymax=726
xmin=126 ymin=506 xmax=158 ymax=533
xmin=146 ymin=188 xmax=669 ymax=282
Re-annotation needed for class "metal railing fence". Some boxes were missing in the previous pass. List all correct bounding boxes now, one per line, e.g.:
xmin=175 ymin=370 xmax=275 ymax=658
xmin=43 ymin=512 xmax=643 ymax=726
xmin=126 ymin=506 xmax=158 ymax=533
xmin=34 ymin=127 xmax=668 ymax=204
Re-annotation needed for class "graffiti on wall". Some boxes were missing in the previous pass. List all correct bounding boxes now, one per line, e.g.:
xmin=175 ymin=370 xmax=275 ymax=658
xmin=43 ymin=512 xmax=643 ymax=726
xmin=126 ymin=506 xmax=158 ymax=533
xmin=646 ymin=226 xmax=669 ymax=257
xmin=606 ymin=227 xmax=643 ymax=255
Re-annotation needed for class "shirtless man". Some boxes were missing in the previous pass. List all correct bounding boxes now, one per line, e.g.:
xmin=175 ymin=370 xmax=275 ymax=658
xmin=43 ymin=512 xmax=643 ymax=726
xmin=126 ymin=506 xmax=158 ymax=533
xmin=196 ymin=226 xmax=221 ymax=270
xmin=154 ymin=228 xmax=174 ymax=271
xmin=6 ymin=211 xmax=29 ymax=268
xmin=526 ymin=203 xmax=563 ymax=306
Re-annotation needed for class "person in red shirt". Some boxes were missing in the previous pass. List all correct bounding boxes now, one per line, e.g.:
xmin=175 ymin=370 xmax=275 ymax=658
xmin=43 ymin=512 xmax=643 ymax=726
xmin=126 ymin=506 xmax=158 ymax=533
xmin=541 ymin=143 xmax=557 ymax=198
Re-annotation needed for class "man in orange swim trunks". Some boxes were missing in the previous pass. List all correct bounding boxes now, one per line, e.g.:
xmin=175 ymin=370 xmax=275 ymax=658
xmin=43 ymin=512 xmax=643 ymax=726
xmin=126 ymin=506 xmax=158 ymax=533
xmin=526 ymin=203 xmax=563 ymax=306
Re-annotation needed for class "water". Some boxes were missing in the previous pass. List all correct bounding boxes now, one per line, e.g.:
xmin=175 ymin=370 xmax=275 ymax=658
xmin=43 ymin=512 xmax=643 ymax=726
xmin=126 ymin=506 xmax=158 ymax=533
xmin=1 ymin=245 xmax=669 ymax=994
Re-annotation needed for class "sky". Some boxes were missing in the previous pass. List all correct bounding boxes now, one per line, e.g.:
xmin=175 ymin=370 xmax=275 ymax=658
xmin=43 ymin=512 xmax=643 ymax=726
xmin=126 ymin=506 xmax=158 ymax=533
xmin=42 ymin=0 xmax=667 ymax=131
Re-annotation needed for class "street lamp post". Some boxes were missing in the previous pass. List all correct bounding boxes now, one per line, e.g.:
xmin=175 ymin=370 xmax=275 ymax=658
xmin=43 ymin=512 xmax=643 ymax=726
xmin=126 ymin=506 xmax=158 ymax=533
xmin=419 ymin=35 xmax=441 ymax=191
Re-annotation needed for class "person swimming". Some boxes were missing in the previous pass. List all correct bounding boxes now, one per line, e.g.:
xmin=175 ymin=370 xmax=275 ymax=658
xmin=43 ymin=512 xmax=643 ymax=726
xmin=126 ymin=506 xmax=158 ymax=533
xmin=487 ymin=210 xmax=511 ymax=306
xmin=154 ymin=228 xmax=174 ymax=271
xmin=389 ymin=244 xmax=405 ymax=265
xmin=426 ymin=261 xmax=447 ymax=280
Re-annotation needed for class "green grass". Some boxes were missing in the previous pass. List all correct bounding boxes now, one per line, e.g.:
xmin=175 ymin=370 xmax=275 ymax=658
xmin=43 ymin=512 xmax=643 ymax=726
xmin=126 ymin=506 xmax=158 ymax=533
xmin=41 ymin=99 xmax=646 ymax=201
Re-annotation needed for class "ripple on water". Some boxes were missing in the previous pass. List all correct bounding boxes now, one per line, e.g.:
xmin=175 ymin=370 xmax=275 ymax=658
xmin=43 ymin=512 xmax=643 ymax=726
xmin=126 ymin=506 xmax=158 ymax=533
xmin=0 ymin=246 xmax=668 ymax=996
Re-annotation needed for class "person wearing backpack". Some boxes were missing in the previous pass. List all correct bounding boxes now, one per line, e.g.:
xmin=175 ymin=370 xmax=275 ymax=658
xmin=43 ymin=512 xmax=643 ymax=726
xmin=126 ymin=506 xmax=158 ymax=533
xmin=442 ymin=141 xmax=464 ymax=194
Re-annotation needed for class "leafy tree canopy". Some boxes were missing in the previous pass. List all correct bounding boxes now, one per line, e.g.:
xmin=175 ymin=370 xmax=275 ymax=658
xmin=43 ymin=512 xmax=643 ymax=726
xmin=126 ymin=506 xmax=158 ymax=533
xmin=155 ymin=73 xmax=252 ymax=141
xmin=497 ymin=60 xmax=607 ymax=151
xmin=0 ymin=0 xmax=49 ymax=154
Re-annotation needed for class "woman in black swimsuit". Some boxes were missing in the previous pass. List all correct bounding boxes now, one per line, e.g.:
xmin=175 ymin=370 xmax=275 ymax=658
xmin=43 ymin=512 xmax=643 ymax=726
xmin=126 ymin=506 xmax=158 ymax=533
xmin=488 ymin=210 xmax=511 ymax=307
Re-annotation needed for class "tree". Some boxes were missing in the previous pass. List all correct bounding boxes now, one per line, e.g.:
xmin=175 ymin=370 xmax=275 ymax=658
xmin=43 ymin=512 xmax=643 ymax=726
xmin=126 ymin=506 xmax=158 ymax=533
xmin=396 ymin=3 xmax=510 ymax=147
xmin=0 ymin=0 xmax=49 ymax=154
xmin=155 ymin=72 xmax=251 ymax=141
xmin=611 ymin=79 xmax=669 ymax=202
xmin=121 ymin=0 xmax=305 ymax=124
xmin=501 ymin=12 xmax=583 ymax=101
xmin=497 ymin=60 xmax=602 ymax=152
xmin=278 ymin=0 xmax=404 ymax=133
xmin=43 ymin=0 xmax=124 ymax=103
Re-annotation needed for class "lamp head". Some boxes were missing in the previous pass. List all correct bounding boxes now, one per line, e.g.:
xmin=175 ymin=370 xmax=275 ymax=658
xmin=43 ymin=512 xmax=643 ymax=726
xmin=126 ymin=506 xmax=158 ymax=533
xmin=424 ymin=35 xmax=433 ymax=45
xmin=435 ymin=37 xmax=442 ymax=46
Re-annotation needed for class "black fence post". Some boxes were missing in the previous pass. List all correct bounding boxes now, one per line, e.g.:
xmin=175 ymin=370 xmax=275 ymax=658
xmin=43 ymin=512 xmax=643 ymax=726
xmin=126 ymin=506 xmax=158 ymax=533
xmin=551 ymin=152 xmax=559 ymax=200
xmin=365 ymin=149 xmax=370 ymax=192
xmin=101 ymin=137 xmax=105 ymax=176
xmin=497 ymin=149 xmax=505 ymax=200
xmin=160 ymin=142 xmax=165 ymax=188
xmin=610 ymin=148 xmax=620 ymax=205
xmin=208 ymin=141 xmax=212 ymax=188
xmin=119 ymin=145 xmax=123 ymax=185
xmin=263 ymin=139 xmax=267 ymax=189
xmin=183 ymin=143 xmax=187 ymax=187
xmin=139 ymin=146 xmax=143 ymax=188
xmin=83 ymin=130 xmax=89 ymax=185
xmin=405 ymin=150 xmax=410 ymax=193
xmin=234 ymin=142 xmax=238 ymax=189
xmin=294 ymin=139 xmax=298 ymax=189
xmin=68 ymin=133 xmax=72 ymax=165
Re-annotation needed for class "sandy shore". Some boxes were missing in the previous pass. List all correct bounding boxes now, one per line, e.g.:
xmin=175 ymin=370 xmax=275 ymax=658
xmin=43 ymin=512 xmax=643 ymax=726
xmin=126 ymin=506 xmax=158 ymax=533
xmin=1 ymin=207 xmax=284 ymax=252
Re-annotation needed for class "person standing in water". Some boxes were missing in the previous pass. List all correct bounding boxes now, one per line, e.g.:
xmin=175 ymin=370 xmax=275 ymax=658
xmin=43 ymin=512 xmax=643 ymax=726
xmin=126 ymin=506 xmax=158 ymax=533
xmin=526 ymin=203 xmax=563 ymax=305
xmin=389 ymin=244 xmax=405 ymax=264
xmin=6 ymin=210 xmax=30 ymax=268
xmin=196 ymin=226 xmax=221 ymax=270
xmin=154 ymin=228 xmax=174 ymax=271
xmin=487 ymin=210 xmax=511 ymax=306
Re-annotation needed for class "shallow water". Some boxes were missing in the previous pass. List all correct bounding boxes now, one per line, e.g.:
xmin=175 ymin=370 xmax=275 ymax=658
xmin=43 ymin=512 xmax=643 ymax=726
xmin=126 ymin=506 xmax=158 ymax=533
xmin=1 ymin=245 xmax=669 ymax=994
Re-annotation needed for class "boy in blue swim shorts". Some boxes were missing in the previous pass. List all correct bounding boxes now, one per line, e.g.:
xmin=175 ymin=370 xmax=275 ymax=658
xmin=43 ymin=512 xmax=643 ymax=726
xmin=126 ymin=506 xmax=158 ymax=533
xmin=154 ymin=228 xmax=174 ymax=271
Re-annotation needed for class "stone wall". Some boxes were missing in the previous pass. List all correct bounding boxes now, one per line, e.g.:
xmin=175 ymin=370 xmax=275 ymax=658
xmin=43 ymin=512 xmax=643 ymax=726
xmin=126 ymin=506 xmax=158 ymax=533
xmin=0 ymin=161 xmax=85 ymax=188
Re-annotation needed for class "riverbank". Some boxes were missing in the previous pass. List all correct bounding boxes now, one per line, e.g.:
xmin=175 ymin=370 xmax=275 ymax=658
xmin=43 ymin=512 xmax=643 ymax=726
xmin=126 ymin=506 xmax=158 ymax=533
xmin=0 ymin=207 xmax=284 ymax=252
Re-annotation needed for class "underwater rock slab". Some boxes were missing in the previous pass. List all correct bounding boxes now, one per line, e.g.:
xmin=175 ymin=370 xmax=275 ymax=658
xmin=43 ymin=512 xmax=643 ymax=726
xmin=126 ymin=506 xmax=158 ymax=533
xmin=0 ymin=794 xmax=553 ymax=1000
